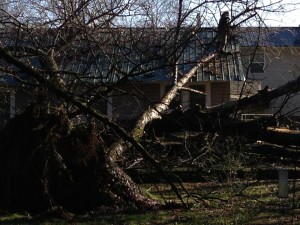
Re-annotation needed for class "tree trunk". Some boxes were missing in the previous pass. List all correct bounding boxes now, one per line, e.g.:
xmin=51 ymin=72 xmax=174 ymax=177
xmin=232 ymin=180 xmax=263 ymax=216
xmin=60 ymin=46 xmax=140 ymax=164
xmin=259 ymin=128 xmax=300 ymax=146
xmin=208 ymin=75 xmax=300 ymax=116
xmin=250 ymin=143 xmax=300 ymax=158
xmin=110 ymin=52 xmax=218 ymax=159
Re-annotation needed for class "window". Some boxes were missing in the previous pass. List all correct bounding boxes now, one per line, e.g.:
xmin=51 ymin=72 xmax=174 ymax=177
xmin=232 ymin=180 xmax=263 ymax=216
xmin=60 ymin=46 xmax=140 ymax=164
xmin=250 ymin=51 xmax=265 ymax=73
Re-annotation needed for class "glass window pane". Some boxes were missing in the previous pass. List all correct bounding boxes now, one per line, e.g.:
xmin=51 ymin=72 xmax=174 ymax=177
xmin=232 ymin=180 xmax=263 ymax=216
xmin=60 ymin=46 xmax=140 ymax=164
xmin=250 ymin=63 xmax=264 ymax=73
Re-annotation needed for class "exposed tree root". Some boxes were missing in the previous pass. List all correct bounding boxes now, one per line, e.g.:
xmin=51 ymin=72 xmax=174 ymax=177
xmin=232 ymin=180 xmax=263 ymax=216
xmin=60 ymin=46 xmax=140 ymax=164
xmin=0 ymin=103 xmax=159 ymax=214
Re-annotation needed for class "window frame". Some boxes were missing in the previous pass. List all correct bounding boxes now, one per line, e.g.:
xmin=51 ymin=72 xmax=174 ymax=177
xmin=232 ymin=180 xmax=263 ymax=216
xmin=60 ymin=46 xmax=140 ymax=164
xmin=249 ymin=50 xmax=265 ymax=73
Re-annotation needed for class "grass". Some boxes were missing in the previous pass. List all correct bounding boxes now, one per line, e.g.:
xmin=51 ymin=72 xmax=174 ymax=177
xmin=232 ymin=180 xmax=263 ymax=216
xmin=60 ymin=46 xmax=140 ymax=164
xmin=1 ymin=180 xmax=300 ymax=224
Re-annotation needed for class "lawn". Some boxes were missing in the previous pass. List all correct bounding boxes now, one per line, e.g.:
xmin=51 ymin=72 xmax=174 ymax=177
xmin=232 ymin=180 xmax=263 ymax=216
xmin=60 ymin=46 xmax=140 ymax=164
xmin=1 ymin=180 xmax=300 ymax=225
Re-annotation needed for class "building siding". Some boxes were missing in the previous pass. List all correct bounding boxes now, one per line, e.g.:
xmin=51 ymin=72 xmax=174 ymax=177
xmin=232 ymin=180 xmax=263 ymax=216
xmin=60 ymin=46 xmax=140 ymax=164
xmin=112 ymin=83 xmax=161 ymax=120
xmin=189 ymin=84 xmax=206 ymax=108
xmin=241 ymin=47 xmax=300 ymax=116
xmin=210 ymin=82 xmax=230 ymax=106
xmin=230 ymin=80 xmax=261 ymax=100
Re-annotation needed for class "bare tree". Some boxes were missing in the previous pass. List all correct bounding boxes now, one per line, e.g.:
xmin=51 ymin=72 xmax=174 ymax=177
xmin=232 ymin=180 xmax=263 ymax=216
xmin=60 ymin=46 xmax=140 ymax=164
xmin=0 ymin=0 xmax=299 ymax=214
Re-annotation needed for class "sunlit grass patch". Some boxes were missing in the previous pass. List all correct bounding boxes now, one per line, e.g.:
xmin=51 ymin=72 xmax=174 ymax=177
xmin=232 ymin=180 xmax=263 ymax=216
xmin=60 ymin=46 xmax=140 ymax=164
xmin=1 ymin=181 xmax=300 ymax=224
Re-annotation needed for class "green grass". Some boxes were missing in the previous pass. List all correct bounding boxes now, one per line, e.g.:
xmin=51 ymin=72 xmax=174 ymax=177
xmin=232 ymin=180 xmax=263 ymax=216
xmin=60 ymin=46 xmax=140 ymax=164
xmin=1 ymin=180 xmax=300 ymax=224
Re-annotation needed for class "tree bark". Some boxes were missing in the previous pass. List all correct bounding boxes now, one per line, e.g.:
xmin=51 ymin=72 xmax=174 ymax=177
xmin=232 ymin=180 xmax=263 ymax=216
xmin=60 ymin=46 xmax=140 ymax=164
xmin=110 ymin=52 xmax=218 ymax=159
xmin=259 ymin=128 xmax=300 ymax=146
xmin=250 ymin=143 xmax=300 ymax=158
xmin=208 ymin=75 xmax=300 ymax=116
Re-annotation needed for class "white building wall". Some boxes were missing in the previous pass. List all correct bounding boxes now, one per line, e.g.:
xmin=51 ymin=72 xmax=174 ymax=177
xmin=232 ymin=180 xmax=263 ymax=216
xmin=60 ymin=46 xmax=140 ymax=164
xmin=241 ymin=47 xmax=300 ymax=116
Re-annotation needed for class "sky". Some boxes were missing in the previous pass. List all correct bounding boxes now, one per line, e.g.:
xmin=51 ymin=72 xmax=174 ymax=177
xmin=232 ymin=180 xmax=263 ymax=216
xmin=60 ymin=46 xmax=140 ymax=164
xmin=263 ymin=0 xmax=300 ymax=27
xmin=266 ymin=10 xmax=300 ymax=27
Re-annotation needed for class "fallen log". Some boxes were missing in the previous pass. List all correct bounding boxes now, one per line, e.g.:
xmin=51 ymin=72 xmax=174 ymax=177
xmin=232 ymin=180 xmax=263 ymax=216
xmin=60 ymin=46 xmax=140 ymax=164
xmin=250 ymin=143 xmax=300 ymax=159
xmin=208 ymin=75 xmax=300 ymax=116
xmin=259 ymin=128 xmax=300 ymax=146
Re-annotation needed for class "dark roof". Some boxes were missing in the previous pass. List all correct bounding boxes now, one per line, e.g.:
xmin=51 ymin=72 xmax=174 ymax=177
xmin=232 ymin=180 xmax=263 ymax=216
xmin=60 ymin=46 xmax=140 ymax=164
xmin=3 ymin=26 xmax=299 ymax=86
xmin=0 ymin=27 xmax=246 ymax=86
xmin=111 ymin=29 xmax=245 ymax=82
xmin=238 ymin=27 xmax=300 ymax=47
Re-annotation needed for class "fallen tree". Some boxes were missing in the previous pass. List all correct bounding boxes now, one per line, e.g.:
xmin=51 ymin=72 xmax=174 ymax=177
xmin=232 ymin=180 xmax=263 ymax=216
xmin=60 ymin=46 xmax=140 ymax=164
xmin=208 ymin=75 xmax=300 ymax=117
xmin=0 ymin=104 xmax=159 ymax=213
xmin=1 ymin=66 xmax=300 ymax=216
xmin=0 ymin=0 xmax=300 ymax=216
xmin=1 ymin=44 xmax=300 ymax=214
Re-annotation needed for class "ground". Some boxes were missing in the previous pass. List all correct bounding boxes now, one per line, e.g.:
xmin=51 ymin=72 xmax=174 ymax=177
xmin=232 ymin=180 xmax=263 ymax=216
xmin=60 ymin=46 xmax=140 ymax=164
xmin=0 ymin=181 xmax=300 ymax=224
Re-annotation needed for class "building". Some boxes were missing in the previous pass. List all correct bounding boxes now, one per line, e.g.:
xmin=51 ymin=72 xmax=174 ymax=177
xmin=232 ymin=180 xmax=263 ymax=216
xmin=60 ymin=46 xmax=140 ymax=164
xmin=239 ymin=27 xmax=300 ymax=118
xmin=4 ymin=27 xmax=299 ymax=123
xmin=0 ymin=27 xmax=248 ymax=123
xmin=106 ymin=28 xmax=249 ymax=121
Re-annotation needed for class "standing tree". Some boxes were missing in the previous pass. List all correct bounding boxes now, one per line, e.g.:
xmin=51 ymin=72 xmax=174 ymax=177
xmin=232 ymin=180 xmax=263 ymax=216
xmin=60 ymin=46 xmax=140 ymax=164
xmin=0 ymin=0 xmax=299 ymax=214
